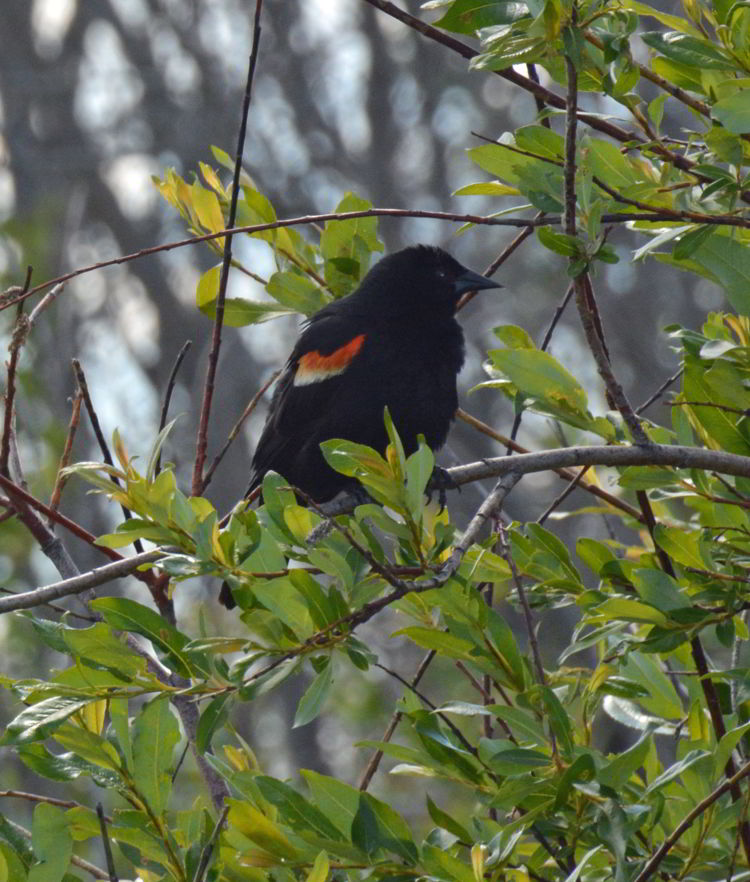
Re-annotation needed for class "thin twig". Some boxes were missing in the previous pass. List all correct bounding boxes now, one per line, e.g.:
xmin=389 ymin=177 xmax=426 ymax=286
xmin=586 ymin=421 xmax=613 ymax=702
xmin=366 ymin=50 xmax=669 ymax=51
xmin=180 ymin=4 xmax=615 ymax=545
xmin=671 ymin=400 xmax=749 ymax=416
xmin=192 ymin=3 xmax=264 ymax=496
xmin=155 ymin=339 xmax=192 ymax=475
xmin=0 ymin=587 xmax=95 ymax=621
xmin=72 ymin=359 xmax=142 ymax=547
xmin=539 ymin=282 xmax=576 ymax=353
xmin=584 ymin=29 xmax=711 ymax=119
xmin=96 ymin=803 xmax=118 ymax=882
xmin=364 ymin=0 xmax=727 ymax=181
xmin=497 ymin=523 xmax=547 ymax=690
xmin=192 ymin=806 xmax=229 ymax=882
xmin=373 ymin=662 xmax=483 ymax=759
xmin=358 ymin=650 xmax=436 ymax=791
xmin=505 ymin=281 xmax=576 ymax=447
xmin=203 ymin=368 xmax=280 ymax=490
xmin=456 ymin=220 xmax=538 ymax=311
xmin=0 ymin=472 xmax=120 ymax=556
xmin=636 ymin=489 xmax=750 ymax=864
xmin=48 ymin=390 xmax=83 ymax=521
xmin=7 ymin=208 xmax=748 ymax=314
xmin=1 ymin=298 xmax=30 ymax=476
xmin=636 ymin=367 xmax=683 ymax=414
xmin=537 ymin=465 xmax=590 ymax=525
xmin=28 ymin=281 xmax=65 ymax=327
xmin=632 ymin=758 xmax=750 ymax=882
xmin=0 ymin=791 xmax=107 ymax=814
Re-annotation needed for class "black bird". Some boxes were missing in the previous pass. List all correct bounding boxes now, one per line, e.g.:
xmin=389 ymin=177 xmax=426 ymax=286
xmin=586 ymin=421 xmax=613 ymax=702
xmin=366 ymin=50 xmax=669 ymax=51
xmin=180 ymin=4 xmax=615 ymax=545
xmin=220 ymin=245 xmax=500 ymax=608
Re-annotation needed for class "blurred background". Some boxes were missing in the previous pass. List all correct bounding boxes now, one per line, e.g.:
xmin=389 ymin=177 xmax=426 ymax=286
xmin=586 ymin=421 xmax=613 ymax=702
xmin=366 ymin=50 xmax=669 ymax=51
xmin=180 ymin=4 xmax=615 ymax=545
xmin=0 ymin=0 xmax=723 ymax=835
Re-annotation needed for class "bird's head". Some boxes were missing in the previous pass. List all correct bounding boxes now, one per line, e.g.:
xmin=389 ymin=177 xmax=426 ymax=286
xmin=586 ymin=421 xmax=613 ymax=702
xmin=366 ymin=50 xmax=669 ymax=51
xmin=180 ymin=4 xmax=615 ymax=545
xmin=359 ymin=244 xmax=501 ymax=317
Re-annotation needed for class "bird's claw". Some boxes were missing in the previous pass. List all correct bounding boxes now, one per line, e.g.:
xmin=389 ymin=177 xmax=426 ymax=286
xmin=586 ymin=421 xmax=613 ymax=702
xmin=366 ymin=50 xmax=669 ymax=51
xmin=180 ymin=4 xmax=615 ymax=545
xmin=426 ymin=465 xmax=459 ymax=511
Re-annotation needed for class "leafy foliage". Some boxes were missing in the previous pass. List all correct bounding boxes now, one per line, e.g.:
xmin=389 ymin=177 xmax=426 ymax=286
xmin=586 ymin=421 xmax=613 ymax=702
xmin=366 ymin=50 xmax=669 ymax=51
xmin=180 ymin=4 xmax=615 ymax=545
xmin=4 ymin=1 xmax=750 ymax=882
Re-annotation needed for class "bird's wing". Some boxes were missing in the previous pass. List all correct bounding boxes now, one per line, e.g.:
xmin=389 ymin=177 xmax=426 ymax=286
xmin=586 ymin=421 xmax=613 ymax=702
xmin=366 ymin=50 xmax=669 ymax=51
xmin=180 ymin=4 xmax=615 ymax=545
xmin=247 ymin=308 xmax=369 ymax=490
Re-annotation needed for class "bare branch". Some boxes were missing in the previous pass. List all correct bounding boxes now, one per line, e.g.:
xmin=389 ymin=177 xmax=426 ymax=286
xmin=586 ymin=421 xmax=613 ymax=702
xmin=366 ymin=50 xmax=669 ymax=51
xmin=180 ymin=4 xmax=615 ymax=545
xmin=7 ymin=208 xmax=749 ymax=314
xmin=156 ymin=339 xmax=192 ymax=476
xmin=457 ymin=409 xmax=644 ymax=522
xmin=193 ymin=2 xmax=264 ymax=495
xmin=48 ymin=390 xmax=83 ymax=521
xmin=358 ymin=650 xmax=436 ymax=791
xmin=203 ymin=368 xmax=280 ymax=490
xmin=0 ymin=550 xmax=163 ymax=614
xmin=1 ymin=306 xmax=30 ymax=476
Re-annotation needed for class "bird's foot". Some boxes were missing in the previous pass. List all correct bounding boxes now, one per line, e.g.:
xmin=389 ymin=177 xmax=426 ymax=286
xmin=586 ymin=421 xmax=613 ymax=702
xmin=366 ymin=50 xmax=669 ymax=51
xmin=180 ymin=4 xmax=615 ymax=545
xmin=427 ymin=465 xmax=459 ymax=511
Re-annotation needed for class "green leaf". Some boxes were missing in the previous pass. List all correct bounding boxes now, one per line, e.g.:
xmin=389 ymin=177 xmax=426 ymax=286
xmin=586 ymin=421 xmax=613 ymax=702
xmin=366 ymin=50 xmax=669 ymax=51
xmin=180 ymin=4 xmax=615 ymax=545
xmin=28 ymin=805 xmax=72 ymax=882
xmin=653 ymin=525 xmax=708 ymax=570
xmin=479 ymin=744 xmax=550 ymax=775
xmin=691 ymin=232 xmax=750 ymax=315
xmin=351 ymin=794 xmax=418 ymax=864
xmin=617 ymin=466 xmax=679 ymax=489
xmin=620 ymin=0 xmax=703 ymax=36
xmin=1 ymin=697 xmax=93 ymax=746
xmin=62 ymin=623 xmax=146 ymax=678
xmin=646 ymin=748 xmax=711 ymax=793
xmin=593 ymin=597 xmax=668 ymax=626
xmin=227 ymin=800 xmax=299 ymax=859
xmin=540 ymin=686 xmax=574 ymax=757
xmin=396 ymin=627 xmax=475 ymax=658
xmin=587 ymin=139 xmax=640 ymax=190
xmin=237 ymin=187 xmax=277 ymax=240
xmin=515 ymin=124 xmax=565 ymax=159
xmin=190 ymin=182 xmax=224 ymax=233
xmin=632 ymin=568 xmax=687 ymax=612
xmin=673 ymin=225 xmax=716 ymax=260
xmin=641 ymin=31 xmax=735 ymax=68
xmin=196 ymin=694 xmax=233 ymax=754
xmin=471 ymin=35 xmax=546 ymax=72
xmin=493 ymin=324 xmax=535 ymax=349
xmin=405 ymin=437 xmax=434 ymax=517
xmin=488 ymin=347 xmax=590 ymax=421
xmin=453 ymin=180 xmax=520 ymax=196
xmin=432 ymin=0 xmax=531 ymax=33
xmin=713 ymin=90 xmax=750 ymax=134
xmin=294 ymin=658 xmax=333 ymax=727
xmin=536 ymin=226 xmax=581 ymax=257
xmin=252 ymin=576 xmax=316 ymax=639
xmin=301 ymin=770 xmax=361 ymax=838
xmin=197 ymin=265 xmax=295 ymax=326
xmin=599 ymin=728 xmax=654 ymax=789
xmin=576 ymin=537 xmax=617 ymax=574
xmin=132 ymin=698 xmax=179 ymax=815
xmin=266 ymin=271 xmax=329 ymax=316
xmin=53 ymin=722 xmax=122 ymax=771
xmin=255 ymin=777 xmax=345 ymax=841
xmin=422 ymin=844 xmax=476 ymax=882
xmin=92 ymin=597 xmax=197 ymax=678
xmin=320 ymin=193 xmax=383 ymax=296
xmin=426 ymin=795 xmax=472 ymax=842
xmin=320 ymin=439 xmax=401 ymax=506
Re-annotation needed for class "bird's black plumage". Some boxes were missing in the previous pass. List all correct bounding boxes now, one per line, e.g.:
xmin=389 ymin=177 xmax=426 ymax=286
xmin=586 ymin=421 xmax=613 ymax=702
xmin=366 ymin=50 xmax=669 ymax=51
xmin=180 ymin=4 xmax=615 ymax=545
xmin=220 ymin=245 xmax=499 ymax=608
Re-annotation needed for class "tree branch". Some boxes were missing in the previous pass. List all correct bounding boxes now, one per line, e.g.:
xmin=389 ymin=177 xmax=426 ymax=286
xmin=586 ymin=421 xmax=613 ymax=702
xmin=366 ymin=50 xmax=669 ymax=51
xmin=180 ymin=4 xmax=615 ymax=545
xmin=192 ymin=1 xmax=264 ymax=495
xmin=7 ymin=209 xmax=748 ymax=313
xmin=0 ymin=550 xmax=164 ymax=614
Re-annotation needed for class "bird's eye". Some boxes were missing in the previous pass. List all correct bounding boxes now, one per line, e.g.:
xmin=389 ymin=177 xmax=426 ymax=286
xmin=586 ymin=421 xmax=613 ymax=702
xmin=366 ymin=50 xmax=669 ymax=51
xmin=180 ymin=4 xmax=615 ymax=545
xmin=436 ymin=267 xmax=448 ymax=280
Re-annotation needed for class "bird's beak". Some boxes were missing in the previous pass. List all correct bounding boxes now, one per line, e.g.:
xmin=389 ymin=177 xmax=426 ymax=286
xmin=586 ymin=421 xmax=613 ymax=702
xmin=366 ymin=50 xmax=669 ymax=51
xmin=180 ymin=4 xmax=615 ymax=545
xmin=453 ymin=268 xmax=502 ymax=297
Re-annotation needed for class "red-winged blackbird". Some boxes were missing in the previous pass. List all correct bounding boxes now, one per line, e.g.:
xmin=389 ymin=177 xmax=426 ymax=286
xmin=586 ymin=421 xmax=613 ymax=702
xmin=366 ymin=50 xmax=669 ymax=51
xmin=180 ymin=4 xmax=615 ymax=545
xmin=219 ymin=244 xmax=499 ymax=608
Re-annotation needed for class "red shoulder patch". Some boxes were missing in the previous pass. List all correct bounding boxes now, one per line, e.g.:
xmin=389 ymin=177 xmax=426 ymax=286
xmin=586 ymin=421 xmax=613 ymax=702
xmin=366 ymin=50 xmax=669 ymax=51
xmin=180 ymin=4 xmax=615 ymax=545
xmin=294 ymin=334 xmax=367 ymax=386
